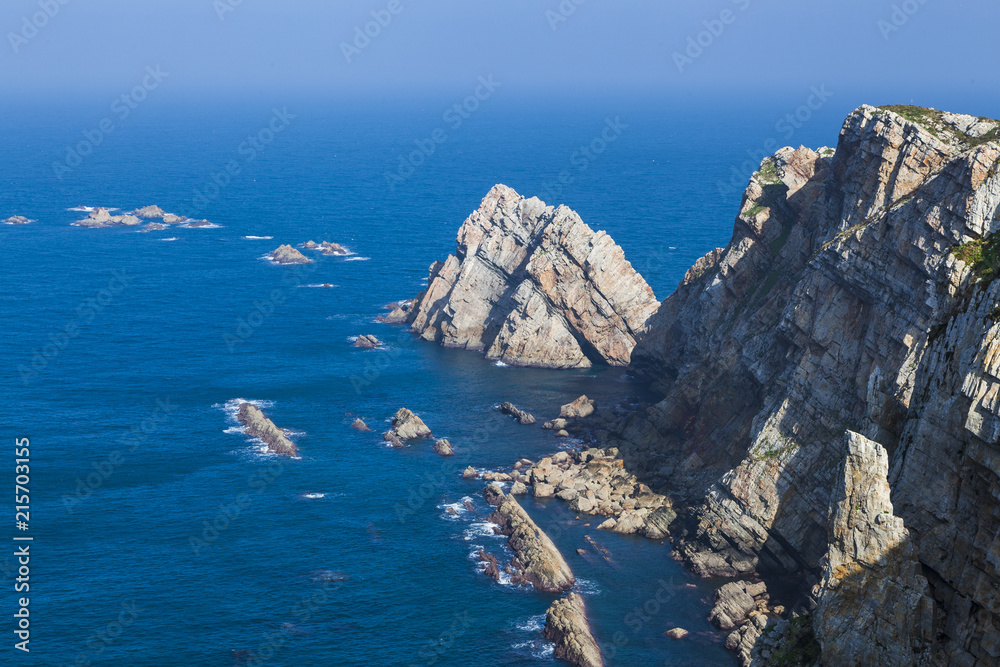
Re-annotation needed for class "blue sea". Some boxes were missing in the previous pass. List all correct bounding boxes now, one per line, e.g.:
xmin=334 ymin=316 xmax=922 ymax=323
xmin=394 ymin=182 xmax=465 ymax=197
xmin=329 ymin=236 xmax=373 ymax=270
xmin=1 ymin=90 xmax=848 ymax=666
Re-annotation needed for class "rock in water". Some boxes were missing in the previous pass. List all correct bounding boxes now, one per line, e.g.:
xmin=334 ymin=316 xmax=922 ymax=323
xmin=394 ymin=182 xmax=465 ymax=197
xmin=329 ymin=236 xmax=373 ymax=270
xmin=433 ymin=439 xmax=454 ymax=456
xmin=664 ymin=628 xmax=688 ymax=640
xmin=484 ymin=486 xmax=574 ymax=593
xmin=384 ymin=408 xmax=431 ymax=440
xmin=130 ymin=205 xmax=168 ymax=218
xmin=350 ymin=418 xmax=371 ymax=432
xmin=270 ymin=245 xmax=312 ymax=264
xmin=543 ymin=593 xmax=604 ymax=667
xmin=498 ymin=402 xmax=536 ymax=425
xmin=236 ymin=403 xmax=298 ymax=456
xmin=559 ymin=395 xmax=594 ymax=419
xmin=3 ymin=215 xmax=33 ymax=225
xmin=376 ymin=300 xmax=414 ymax=324
xmin=813 ymin=431 xmax=936 ymax=664
xmin=320 ymin=241 xmax=348 ymax=256
xmin=162 ymin=213 xmax=186 ymax=224
xmin=353 ymin=335 xmax=381 ymax=349
xmin=406 ymin=184 xmax=659 ymax=369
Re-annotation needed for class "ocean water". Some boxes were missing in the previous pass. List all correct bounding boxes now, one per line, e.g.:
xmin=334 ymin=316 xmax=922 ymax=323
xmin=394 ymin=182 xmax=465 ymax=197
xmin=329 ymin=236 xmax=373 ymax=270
xmin=1 ymin=91 xmax=845 ymax=666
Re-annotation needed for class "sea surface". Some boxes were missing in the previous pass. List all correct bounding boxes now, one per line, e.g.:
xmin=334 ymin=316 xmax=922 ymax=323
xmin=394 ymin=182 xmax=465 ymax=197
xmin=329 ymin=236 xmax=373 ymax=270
xmin=1 ymin=91 xmax=847 ymax=666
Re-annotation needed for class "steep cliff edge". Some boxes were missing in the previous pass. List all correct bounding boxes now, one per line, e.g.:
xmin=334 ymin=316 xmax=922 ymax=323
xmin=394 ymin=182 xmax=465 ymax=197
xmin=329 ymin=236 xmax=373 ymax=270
xmin=403 ymin=184 xmax=660 ymax=369
xmin=597 ymin=104 xmax=1000 ymax=663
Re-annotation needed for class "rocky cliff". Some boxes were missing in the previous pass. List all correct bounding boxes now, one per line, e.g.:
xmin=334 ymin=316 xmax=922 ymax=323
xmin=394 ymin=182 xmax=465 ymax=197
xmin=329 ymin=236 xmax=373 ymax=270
xmin=403 ymin=184 xmax=660 ymax=369
xmin=594 ymin=104 xmax=1000 ymax=663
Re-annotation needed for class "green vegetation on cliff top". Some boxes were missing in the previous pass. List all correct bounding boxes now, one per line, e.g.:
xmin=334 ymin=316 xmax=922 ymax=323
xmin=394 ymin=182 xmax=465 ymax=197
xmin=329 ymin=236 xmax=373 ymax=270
xmin=875 ymin=104 xmax=1000 ymax=149
xmin=953 ymin=233 xmax=1000 ymax=282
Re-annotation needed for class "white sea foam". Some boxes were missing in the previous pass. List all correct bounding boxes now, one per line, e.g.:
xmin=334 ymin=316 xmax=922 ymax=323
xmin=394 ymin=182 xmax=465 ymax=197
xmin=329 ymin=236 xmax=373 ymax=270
xmin=514 ymin=614 xmax=546 ymax=633
xmin=463 ymin=521 xmax=502 ymax=541
xmin=574 ymin=578 xmax=602 ymax=595
xmin=344 ymin=256 xmax=370 ymax=261
xmin=243 ymin=235 xmax=273 ymax=240
xmin=303 ymin=284 xmax=338 ymax=288
xmin=182 ymin=222 xmax=221 ymax=229
xmin=493 ymin=360 xmax=509 ymax=367
xmin=300 ymin=493 xmax=326 ymax=499
xmin=160 ymin=237 xmax=179 ymax=241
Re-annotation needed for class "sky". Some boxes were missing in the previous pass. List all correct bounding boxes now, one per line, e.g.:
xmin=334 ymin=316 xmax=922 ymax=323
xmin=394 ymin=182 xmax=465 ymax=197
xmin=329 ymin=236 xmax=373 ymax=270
xmin=0 ymin=0 xmax=998 ymax=111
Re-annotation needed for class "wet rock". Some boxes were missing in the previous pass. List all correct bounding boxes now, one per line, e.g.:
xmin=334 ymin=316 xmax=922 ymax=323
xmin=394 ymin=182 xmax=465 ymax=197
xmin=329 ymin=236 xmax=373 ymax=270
xmin=559 ymin=395 xmax=595 ymax=419
xmin=3 ymin=215 xmax=33 ymax=225
xmin=433 ymin=439 xmax=454 ymax=457
xmin=130 ymin=205 xmax=168 ymax=218
xmin=350 ymin=418 xmax=371 ymax=432
xmin=461 ymin=466 xmax=479 ymax=480
xmin=384 ymin=408 xmax=431 ymax=440
xmin=236 ymin=403 xmax=298 ymax=456
xmin=353 ymin=334 xmax=381 ymax=349
xmin=498 ymin=402 xmax=536 ymax=425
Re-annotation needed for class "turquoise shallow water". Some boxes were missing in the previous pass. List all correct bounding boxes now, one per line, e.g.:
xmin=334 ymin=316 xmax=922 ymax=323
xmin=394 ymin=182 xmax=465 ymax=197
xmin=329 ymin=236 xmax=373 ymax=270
xmin=1 ymin=92 xmax=846 ymax=666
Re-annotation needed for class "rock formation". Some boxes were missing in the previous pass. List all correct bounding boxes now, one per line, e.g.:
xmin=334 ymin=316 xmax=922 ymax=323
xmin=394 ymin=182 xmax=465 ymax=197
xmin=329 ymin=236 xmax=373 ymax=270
xmin=433 ymin=439 xmax=454 ymax=456
xmin=498 ymin=402 xmax=535 ymax=425
xmin=383 ymin=408 xmax=431 ymax=442
xmin=162 ymin=213 xmax=186 ymax=224
xmin=593 ymin=104 xmax=1000 ymax=663
xmin=542 ymin=592 xmax=604 ymax=667
xmin=376 ymin=300 xmax=415 ymax=324
xmin=559 ymin=395 xmax=594 ymax=419
xmin=813 ymin=431 xmax=937 ymax=664
xmin=270 ymin=245 xmax=311 ymax=264
xmin=3 ymin=215 xmax=33 ymax=224
xmin=400 ymin=184 xmax=660 ymax=369
xmin=353 ymin=335 xmax=381 ymax=349
xmin=350 ymin=418 xmax=370 ymax=432
xmin=484 ymin=485 xmax=575 ymax=593
xmin=77 ymin=208 xmax=141 ymax=228
xmin=130 ymin=205 xmax=168 ymax=218
xmin=138 ymin=222 xmax=167 ymax=233
xmin=236 ymin=403 xmax=298 ymax=456
xmin=320 ymin=241 xmax=348 ymax=256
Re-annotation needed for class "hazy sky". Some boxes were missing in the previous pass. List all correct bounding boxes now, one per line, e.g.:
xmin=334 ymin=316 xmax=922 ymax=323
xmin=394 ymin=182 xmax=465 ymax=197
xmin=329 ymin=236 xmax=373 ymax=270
xmin=1 ymin=0 xmax=997 ymax=106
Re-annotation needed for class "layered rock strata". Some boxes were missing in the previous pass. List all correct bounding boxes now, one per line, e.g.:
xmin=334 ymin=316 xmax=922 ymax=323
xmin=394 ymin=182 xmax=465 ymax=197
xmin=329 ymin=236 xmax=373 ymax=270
xmin=484 ymin=485 xmax=575 ymax=593
xmin=402 ymin=184 xmax=660 ymax=369
xmin=542 ymin=592 xmax=604 ymax=667
xmin=236 ymin=403 xmax=298 ymax=456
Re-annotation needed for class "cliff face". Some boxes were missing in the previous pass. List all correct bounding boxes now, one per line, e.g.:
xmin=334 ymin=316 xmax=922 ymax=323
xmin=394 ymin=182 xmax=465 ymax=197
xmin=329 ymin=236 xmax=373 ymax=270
xmin=406 ymin=184 xmax=660 ymax=369
xmin=603 ymin=105 xmax=1000 ymax=663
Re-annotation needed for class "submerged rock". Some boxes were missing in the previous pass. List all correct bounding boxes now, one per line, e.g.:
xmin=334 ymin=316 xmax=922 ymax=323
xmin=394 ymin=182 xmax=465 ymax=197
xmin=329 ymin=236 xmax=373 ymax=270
xmin=405 ymin=184 xmax=659 ymax=369
xmin=543 ymin=592 xmax=604 ymax=667
xmin=137 ymin=222 xmax=167 ymax=233
xmin=498 ymin=402 xmax=536 ymax=425
xmin=484 ymin=485 xmax=574 ymax=593
xmin=236 ymin=403 xmax=298 ymax=456
xmin=271 ymin=245 xmax=312 ymax=264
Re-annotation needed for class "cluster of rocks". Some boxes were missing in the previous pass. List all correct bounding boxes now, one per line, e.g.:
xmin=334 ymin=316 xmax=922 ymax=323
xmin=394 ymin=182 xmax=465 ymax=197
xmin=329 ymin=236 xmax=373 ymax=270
xmin=302 ymin=240 xmax=349 ymax=256
xmin=542 ymin=592 xmax=604 ymax=667
xmin=393 ymin=184 xmax=660 ymax=369
xmin=352 ymin=335 xmax=382 ymax=349
xmin=526 ymin=448 xmax=675 ymax=540
xmin=498 ymin=402 xmax=535 ymax=425
xmin=3 ymin=215 xmax=33 ymax=225
xmin=75 ymin=205 xmax=209 ymax=231
xmin=542 ymin=395 xmax=595 ymax=437
xmin=382 ymin=408 xmax=432 ymax=447
xmin=482 ymin=485 xmax=575 ymax=593
xmin=236 ymin=403 xmax=298 ymax=456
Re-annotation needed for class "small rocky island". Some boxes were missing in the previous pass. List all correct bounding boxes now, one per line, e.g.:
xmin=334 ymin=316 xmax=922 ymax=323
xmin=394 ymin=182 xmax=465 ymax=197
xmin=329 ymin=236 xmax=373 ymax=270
xmin=392 ymin=184 xmax=660 ymax=368
xmin=236 ymin=403 xmax=298 ymax=456
xmin=3 ymin=215 xmax=33 ymax=225
xmin=270 ymin=244 xmax=312 ymax=264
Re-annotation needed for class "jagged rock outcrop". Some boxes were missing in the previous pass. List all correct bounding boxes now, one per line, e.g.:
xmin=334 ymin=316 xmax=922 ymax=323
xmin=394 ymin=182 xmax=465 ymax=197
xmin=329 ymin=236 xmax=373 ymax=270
xmin=4 ymin=215 xmax=33 ymax=225
xmin=433 ymin=438 xmax=454 ymax=456
xmin=560 ymin=395 xmax=595 ymax=419
xmin=402 ymin=184 xmax=659 ymax=369
xmin=813 ymin=431 xmax=937 ymax=664
xmin=77 ymin=208 xmax=141 ymax=228
xmin=498 ymin=402 xmax=535 ymax=425
xmin=353 ymin=335 xmax=381 ymax=349
xmin=236 ymin=403 xmax=298 ymax=456
xmin=594 ymin=105 xmax=1000 ymax=664
xmin=484 ymin=485 xmax=575 ymax=593
xmin=383 ymin=408 xmax=431 ymax=442
xmin=270 ymin=245 xmax=311 ymax=264
xmin=543 ymin=592 xmax=604 ymax=667
xmin=131 ymin=205 xmax=168 ymax=218
xmin=350 ymin=418 xmax=370 ymax=432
